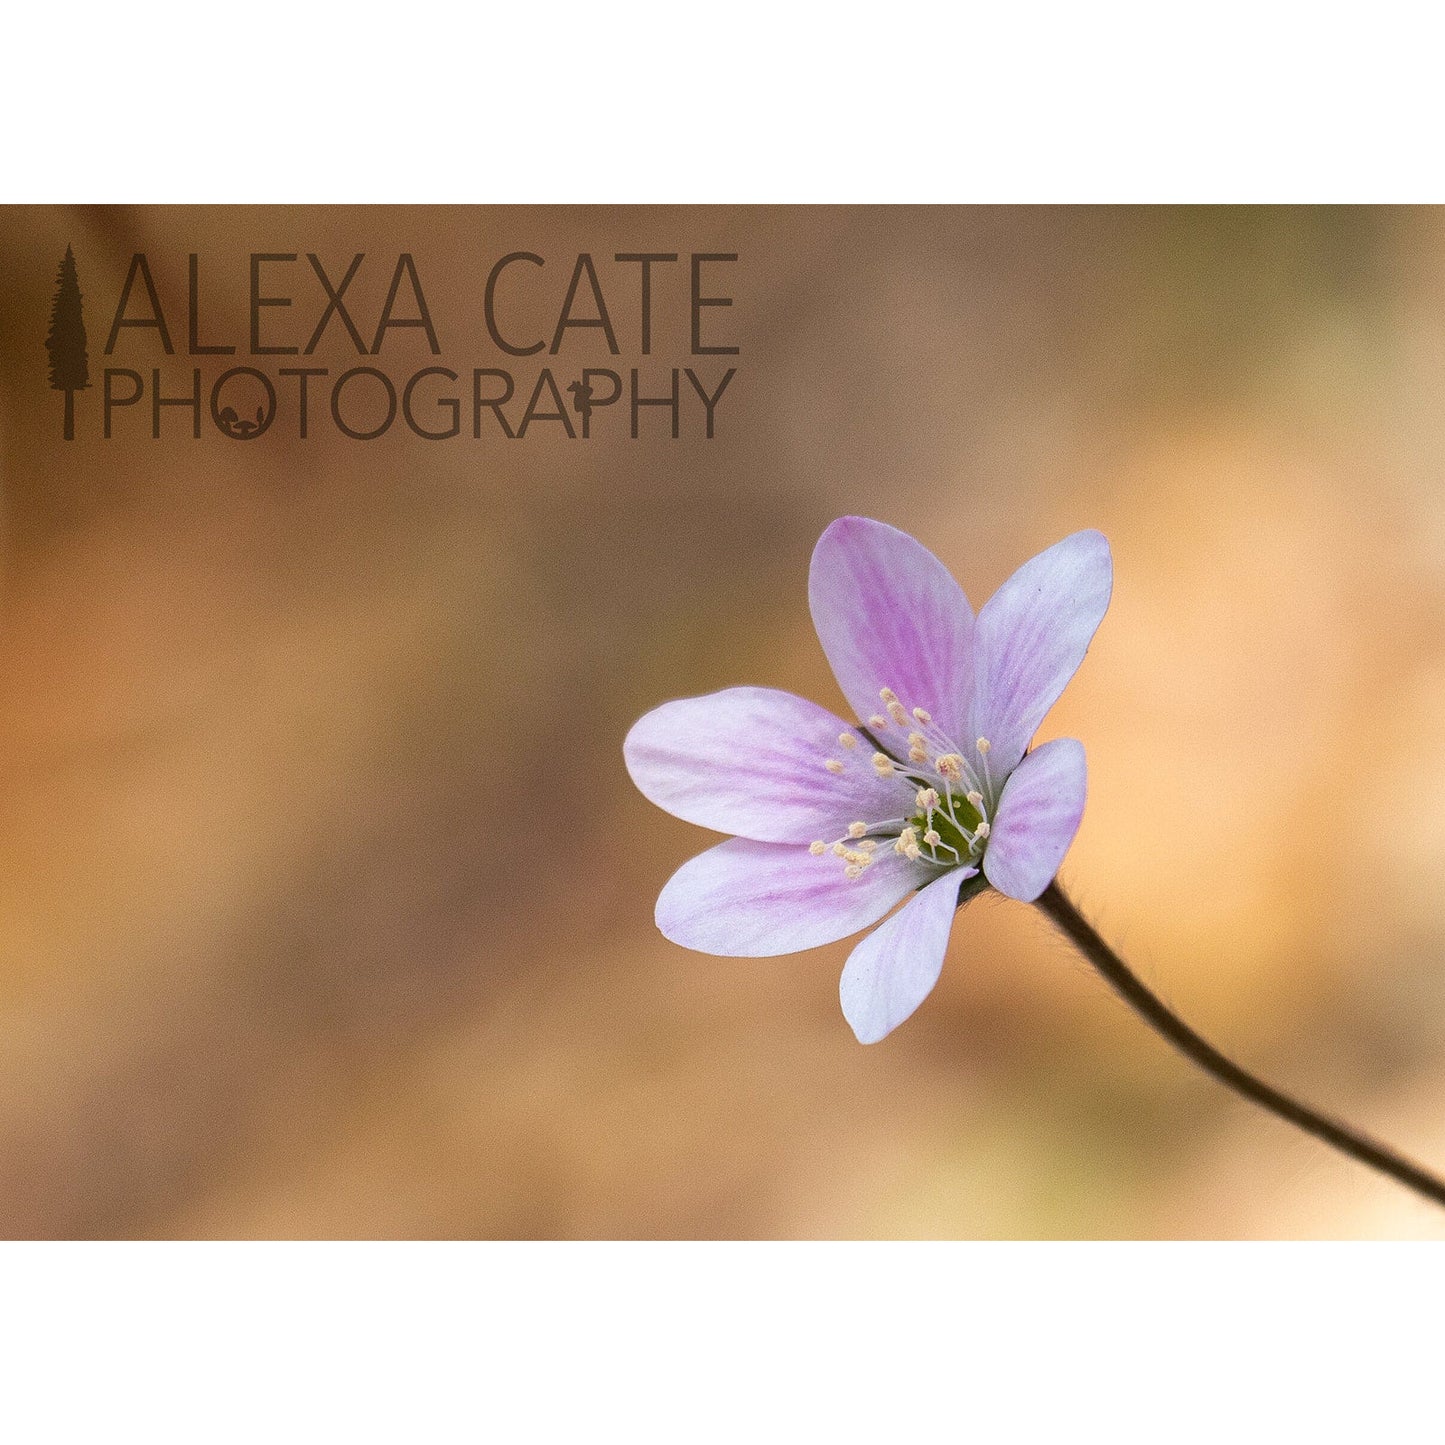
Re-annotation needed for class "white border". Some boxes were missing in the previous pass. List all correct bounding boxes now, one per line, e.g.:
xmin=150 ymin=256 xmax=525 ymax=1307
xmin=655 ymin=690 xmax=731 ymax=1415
xmin=3 ymin=2 xmax=1443 ymax=201
xmin=1 ymin=1242 xmax=1440 ymax=1441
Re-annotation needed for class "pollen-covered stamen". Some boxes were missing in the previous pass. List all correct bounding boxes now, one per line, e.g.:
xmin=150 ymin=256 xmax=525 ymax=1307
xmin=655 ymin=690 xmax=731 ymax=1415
xmin=815 ymin=691 xmax=995 ymax=879
xmin=811 ymin=817 xmax=910 ymax=879
xmin=869 ymin=713 xmax=889 ymax=730
xmin=871 ymin=684 xmax=990 ymax=803
xmin=975 ymin=737 xmax=995 ymax=798
xmin=921 ymin=827 xmax=962 ymax=865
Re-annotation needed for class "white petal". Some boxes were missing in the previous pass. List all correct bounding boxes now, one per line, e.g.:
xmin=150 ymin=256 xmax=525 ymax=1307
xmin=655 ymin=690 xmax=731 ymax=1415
xmin=656 ymin=836 xmax=927 ymax=957
xmin=968 ymin=530 xmax=1112 ymax=778
xmin=809 ymin=517 xmax=975 ymax=738
xmin=982 ymin=738 xmax=1087 ymax=902
xmin=839 ymin=868 xmax=972 ymax=1043
xmin=625 ymin=687 xmax=903 ymax=843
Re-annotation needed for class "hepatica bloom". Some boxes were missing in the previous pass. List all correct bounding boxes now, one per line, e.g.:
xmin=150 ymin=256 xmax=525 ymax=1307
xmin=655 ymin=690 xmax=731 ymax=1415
xmin=625 ymin=518 xmax=1112 ymax=1043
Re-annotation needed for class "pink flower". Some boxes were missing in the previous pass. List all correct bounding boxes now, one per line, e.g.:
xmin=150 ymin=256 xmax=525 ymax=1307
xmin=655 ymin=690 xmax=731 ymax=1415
xmin=624 ymin=517 xmax=1113 ymax=1042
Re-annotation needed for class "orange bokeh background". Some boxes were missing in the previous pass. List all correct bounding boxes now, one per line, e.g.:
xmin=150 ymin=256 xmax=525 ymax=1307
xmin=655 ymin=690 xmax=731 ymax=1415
xmin=1 ymin=205 xmax=1443 ymax=1237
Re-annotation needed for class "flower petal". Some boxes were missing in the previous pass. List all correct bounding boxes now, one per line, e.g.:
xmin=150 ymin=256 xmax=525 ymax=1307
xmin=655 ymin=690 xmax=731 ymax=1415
xmin=624 ymin=687 xmax=906 ymax=844
xmin=809 ymin=517 xmax=975 ymax=737
xmin=839 ymin=867 xmax=973 ymax=1044
xmin=655 ymin=836 xmax=927 ymax=957
xmin=968 ymin=530 xmax=1112 ymax=778
xmin=982 ymin=738 xmax=1086 ymax=902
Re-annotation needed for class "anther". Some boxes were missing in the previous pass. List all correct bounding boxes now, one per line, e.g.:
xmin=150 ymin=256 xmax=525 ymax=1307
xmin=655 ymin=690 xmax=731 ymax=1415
xmin=869 ymin=714 xmax=889 ymax=730
xmin=871 ymin=752 xmax=894 ymax=776
xmin=912 ymin=707 xmax=932 ymax=725
xmin=975 ymin=821 xmax=990 ymax=838
xmin=887 ymin=700 xmax=909 ymax=726
xmin=809 ymin=841 xmax=826 ymax=856
xmin=966 ymin=790 xmax=983 ymax=809
xmin=824 ymin=759 xmax=844 ymax=774
xmin=844 ymin=864 xmax=863 ymax=880
xmin=856 ymin=839 xmax=878 ymax=852
xmin=923 ymin=829 xmax=941 ymax=847
xmin=936 ymin=753 xmax=964 ymax=780
xmin=916 ymin=787 xmax=939 ymax=810
xmin=879 ymin=687 xmax=898 ymax=704
xmin=832 ymin=843 xmax=848 ymax=858
xmin=847 ymin=821 xmax=867 ymax=839
xmin=838 ymin=732 xmax=859 ymax=750
xmin=976 ymin=737 xmax=991 ymax=755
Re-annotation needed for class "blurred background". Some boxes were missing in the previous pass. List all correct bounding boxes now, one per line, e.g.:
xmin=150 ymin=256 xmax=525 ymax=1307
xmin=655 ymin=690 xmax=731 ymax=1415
xmin=1 ymin=205 xmax=1444 ymax=1238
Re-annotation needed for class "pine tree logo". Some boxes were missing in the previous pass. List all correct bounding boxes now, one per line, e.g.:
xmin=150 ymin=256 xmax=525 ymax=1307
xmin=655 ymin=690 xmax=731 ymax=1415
xmin=45 ymin=244 xmax=89 ymax=441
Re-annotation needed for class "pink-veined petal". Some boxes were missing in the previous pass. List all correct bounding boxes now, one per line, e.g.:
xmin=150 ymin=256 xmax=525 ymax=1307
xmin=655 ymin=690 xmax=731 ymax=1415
xmin=982 ymin=738 xmax=1087 ymax=902
xmin=968 ymin=530 xmax=1112 ymax=778
xmin=624 ymin=687 xmax=906 ymax=844
xmin=839 ymin=867 xmax=974 ymax=1044
xmin=655 ymin=836 xmax=928 ymax=958
xmin=809 ymin=517 xmax=975 ymax=738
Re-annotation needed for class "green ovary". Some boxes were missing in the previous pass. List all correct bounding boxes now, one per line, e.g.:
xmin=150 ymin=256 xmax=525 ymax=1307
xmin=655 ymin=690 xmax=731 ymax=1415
xmin=908 ymin=789 xmax=984 ymax=861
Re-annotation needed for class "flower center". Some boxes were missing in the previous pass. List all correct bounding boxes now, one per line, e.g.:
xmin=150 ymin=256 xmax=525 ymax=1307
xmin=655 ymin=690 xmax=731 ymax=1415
xmin=810 ymin=685 xmax=998 ymax=880
xmin=909 ymin=789 xmax=983 ymax=856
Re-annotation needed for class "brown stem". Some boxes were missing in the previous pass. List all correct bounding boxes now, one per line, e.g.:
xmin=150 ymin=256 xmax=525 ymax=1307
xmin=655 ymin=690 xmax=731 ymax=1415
xmin=1035 ymin=880 xmax=1445 ymax=1210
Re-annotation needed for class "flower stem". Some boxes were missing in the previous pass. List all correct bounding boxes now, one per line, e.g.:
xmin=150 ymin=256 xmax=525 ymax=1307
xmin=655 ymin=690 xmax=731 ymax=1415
xmin=1035 ymin=880 xmax=1445 ymax=1210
